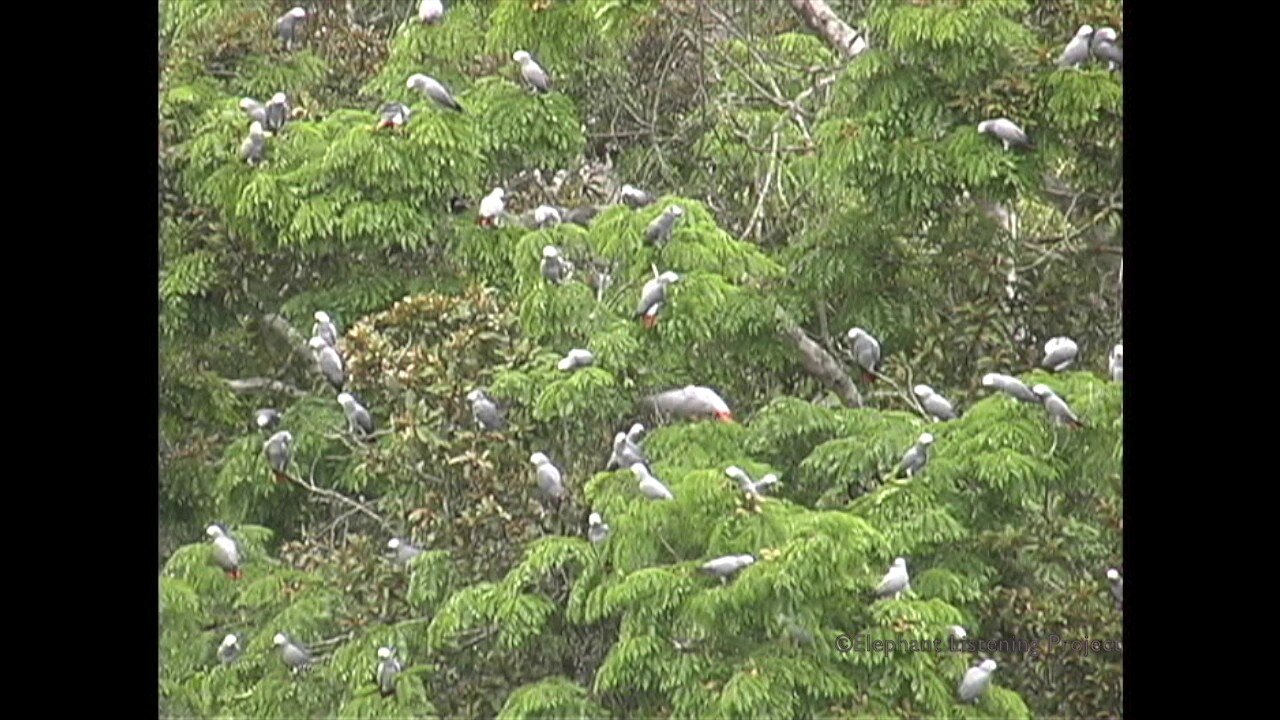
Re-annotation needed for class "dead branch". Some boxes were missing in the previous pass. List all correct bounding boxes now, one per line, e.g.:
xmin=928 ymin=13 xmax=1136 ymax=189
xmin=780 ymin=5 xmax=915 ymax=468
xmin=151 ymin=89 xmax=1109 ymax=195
xmin=224 ymin=377 xmax=307 ymax=397
xmin=776 ymin=308 xmax=863 ymax=408
xmin=787 ymin=0 xmax=868 ymax=59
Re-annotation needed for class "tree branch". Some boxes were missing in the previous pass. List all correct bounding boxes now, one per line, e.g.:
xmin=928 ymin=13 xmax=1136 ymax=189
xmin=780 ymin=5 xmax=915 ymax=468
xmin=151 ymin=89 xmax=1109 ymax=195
xmin=776 ymin=308 xmax=863 ymax=408
xmin=262 ymin=313 xmax=316 ymax=366
xmin=787 ymin=0 xmax=868 ymax=59
xmin=224 ymin=377 xmax=307 ymax=398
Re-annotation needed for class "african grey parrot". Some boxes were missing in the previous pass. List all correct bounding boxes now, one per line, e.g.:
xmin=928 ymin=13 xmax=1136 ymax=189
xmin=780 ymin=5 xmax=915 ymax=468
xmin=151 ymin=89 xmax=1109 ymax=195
xmin=913 ymin=385 xmax=957 ymax=421
xmin=376 ymin=647 xmax=402 ymax=697
xmin=1041 ymin=336 xmax=1078 ymax=371
xmin=406 ymin=73 xmax=464 ymax=113
xmin=636 ymin=271 xmax=680 ymax=329
xmin=337 ymin=393 xmax=375 ymax=442
xmin=645 ymin=205 xmax=685 ymax=246
xmin=557 ymin=348 xmax=594 ymax=372
xmin=648 ymin=385 xmax=734 ymax=423
xmin=632 ymin=463 xmax=674 ymax=500
xmin=241 ymin=122 xmax=266 ymax=166
xmin=981 ymin=373 xmax=1041 ymax=404
xmin=533 ymin=205 xmax=563 ymax=229
xmin=540 ymin=245 xmax=574 ymax=284
xmin=725 ymin=466 xmax=780 ymax=496
xmin=239 ymin=97 xmax=266 ymax=124
xmin=846 ymin=327 xmax=881 ymax=384
xmin=899 ymin=432 xmax=934 ymax=478
xmin=564 ymin=205 xmax=601 ymax=227
xmin=626 ymin=423 xmax=646 ymax=446
xmin=588 ymin=512 xmax=610 ymax=544
xmin=206 ymin=524 xmax=242 ymax=579
xmin=607 ymin=431 xmax=647 ymax=471
xmin=312 ymin=311 xmax=338 ymax=348
xmin=513 ymin=50 xmax=551 ymax=93
xmin=977 ymin=118 xmax=1033 ymax=151
xmin=478 ymin=188 xmax=505 ymax=227
xmin=949 ymin=626 xmax=967 ymax=641
xmin=701 ymin=554 xmax=755 ymax=583
xmin=1106 ymin=568 xmax=1123 ymax=606
xmin=529 ymin=452 xmax=567 ymax=506
xmin=273 ymin=633 xmax=312 ymax=672
xmin=254 ymin=408 xmax=282 ymax=431
xmin=1032 ymin=384 xmax=1085 ymax=428
xmin=621 ymin=184 xmax=655 ymax=209
xmin=217 ymin=634 xmax=242 ymax=664
xmin=1109 ymin=344 xmax=1123 ymax=382
xmin=875 ymin=557 xmax=910 ymax=599
xmin=309 ymin=336 xmax=345 ymax=391
xmin=264 ymin=431 xmax=294 ymax=484
xmin=466 ymin=389 xmax=507 ymax=431
xmin=958 ymin=659 xmax=998 ymax=703
xmin=377 ymin=102 xmax=412 ymax=129
xmin=1090 ymin=27 xmax=1122 ymax=70
xmin=275 ymin=7 xmax=307 ymax=51
xmin=418 ymin=0 xmax=444 ymax=24
xmin=387 ymin=538 xmax=423 ymax=565
xmin=1056 ymin=24 xmax=1095 ymax=68
xmin=264 ymin=93 xmax=290 ymax=135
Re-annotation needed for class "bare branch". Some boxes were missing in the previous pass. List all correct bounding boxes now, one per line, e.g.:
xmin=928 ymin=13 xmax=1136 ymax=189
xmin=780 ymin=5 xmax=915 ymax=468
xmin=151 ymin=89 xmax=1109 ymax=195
xmin=787 ymin=0 xmax=867 ymax=59
xmin=224 ymin=377 xmax=307 ymax=398
xmin=776 ymin=308 xmax=863 ymax=408
xmin=262 ymin=313 xmax=315 ymax=366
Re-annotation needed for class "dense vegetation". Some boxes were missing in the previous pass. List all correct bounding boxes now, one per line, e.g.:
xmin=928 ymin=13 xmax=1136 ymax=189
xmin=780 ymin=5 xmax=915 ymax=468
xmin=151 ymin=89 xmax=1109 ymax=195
xmin=159 ymin=1 xmax=1123 ymax=717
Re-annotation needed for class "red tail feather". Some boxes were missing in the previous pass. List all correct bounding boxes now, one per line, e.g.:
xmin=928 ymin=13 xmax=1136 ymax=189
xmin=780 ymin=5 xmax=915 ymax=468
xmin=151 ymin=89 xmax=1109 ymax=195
xmin=862 ymin=371 xmax=877 ymax=384
xmin=272 ymin=470 xmax=289 ymax=484
xmin=642 ymin=314 xmax=658 ymax=329
xmin=227 ymin=568 xmax=243 ymax=580
xmin=715 ymin=411 xmax=734 ymax=423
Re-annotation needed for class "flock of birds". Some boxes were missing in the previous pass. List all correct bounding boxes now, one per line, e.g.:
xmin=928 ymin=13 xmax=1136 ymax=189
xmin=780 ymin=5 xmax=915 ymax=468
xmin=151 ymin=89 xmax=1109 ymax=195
xmin=199 ymin=2 xmax=1124 ymax=706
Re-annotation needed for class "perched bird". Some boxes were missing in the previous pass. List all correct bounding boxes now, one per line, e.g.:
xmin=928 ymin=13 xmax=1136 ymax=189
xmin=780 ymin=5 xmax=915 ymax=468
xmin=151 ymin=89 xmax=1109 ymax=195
xmin=377 ymin=102 xmax=412 ymax=129
xmin=376 ymin=647 xmax=402 ymax=697
xmin=1041 ymin=336 xmax=1079 ymax=371
xmin=254 ymin=408 xmax=282 ymax=431
xmin=701 ymin=554 xmax=755 ymax=583
xmin=977 ymin=118 xmax=1032 ymax=151
xmin=418 ymin=0 xmax=444 ymax=24
xmin=607 ymin=431 xmax=647 ymax=471
xmin=645 ymin=205 xmax=685 ymax=246
xmin=914 ymin=385 xmax=958 ymax=421
xmin=533 ymin=205 xmax=562 ymax=229
xmin=309 ymin=336 xmax=346 ymax=391
xmin=273 ymin=633 xmax=312 ymax=672
xmin=632 ymin=463 xmax=674 ymax=500
xmin=264 ymin=431 xmax=294 ymax=483
xmin=636 ymin=271 xmax=680 ymax=329
xmin=725 ymin=466 xmax=779 ymax=496
xmin=620 ymin=184 xmax=654 ymax=209
xmin=1109 ymin=344 xmax=1123 ymax=382
xmin=275 ymin=7 xmax=308 ymax=51
xmin=478 ymin=188 xmax=505 ymax=227
xmin=648 ymin=385 xmax=734 ymax=423
xmin=981 ymin=373 xmax=1041 ymax=404
xmin=406 ymin=73 xmax=464 ymax=113
xmin=206 ymin=524 xmax=242 ymax=579
xmin=626 ymin=423 xmax=646 ymax=446
xmin=587 ymin=512 xmax=610 ymax=544
xmin=1090 ymin=27 xmax=1123 ymax=70
xmin=312 ymin=311 xmax=338 ymax=348
xmin=1032 ymin=384 xmax=1085 ymax=428
xmin=948 ymin=626 xmax=968 ymax=641
xmin=466 ymin=389 xmax=507 ymax=431
xmin=1056 ymin=24 xmax=1095 ymax=68
xmin=239 ymin=97 xmax=266 ymax=123
xmin=530 ymin=452 xmax=568 ymax=506
xmin=540 ymin=245 xmax=574 ymax=284
xmin=387 ymin=537 xmax=423 ymax=565
xmin=513 ymin=50 xmax=551 ymax=93
xmin=899 ymin=432 xmax=934 ymax=478
xmin=557 ymin=348 xmax=594 ymax=372
xmin=337 ymin=393 xmax=375 ymax=442
xmin=563 ymin=205 xmax=601 ymax=227
xmin=264 ymin=93 xmax=290 ymax=134
xmin=958 ymin=659 xmax=998 ymax=703
xmin=846 ymin=327 xmax=881 ymax=384
xmin=217 ymin=634 xmax=242 ymax=665
xmin=1106 ymin=568 xmax=1123 ymax=606
xmin=241 ymin=122 xmax=266 ymax=166
xmin=875 ymin=557 xmax=910 ymax=599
